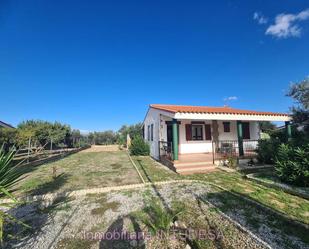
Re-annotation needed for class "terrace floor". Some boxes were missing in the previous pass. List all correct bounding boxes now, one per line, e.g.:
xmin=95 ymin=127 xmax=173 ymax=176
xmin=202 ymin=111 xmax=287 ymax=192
xmin=176 ymin=153 xmax=214 ymax=164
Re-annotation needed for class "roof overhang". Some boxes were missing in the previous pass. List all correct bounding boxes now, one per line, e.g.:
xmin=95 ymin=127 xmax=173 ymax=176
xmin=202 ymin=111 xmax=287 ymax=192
xmin=174 ymin=112 xmax=291 ymax=121
xmin=149 ymin=104 xmax=291 ymax=122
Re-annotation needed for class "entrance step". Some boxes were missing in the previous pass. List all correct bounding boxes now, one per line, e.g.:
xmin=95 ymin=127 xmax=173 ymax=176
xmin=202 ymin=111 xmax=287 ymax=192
xmin=175 ymin=164 xmax=218 ymax=174
xmin=174 ymin=161 xmax=214 ymax=167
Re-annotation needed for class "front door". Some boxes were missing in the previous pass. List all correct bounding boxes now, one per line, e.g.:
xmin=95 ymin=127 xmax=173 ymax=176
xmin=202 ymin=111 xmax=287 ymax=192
xmin=167 ymin=125 xmax=173 ymax=144
xmin=166 ymin=124 xmax=179 ymax=145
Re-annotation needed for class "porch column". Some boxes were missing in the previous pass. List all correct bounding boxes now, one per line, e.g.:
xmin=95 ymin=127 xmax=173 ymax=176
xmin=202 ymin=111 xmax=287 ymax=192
xmin=237 ymin=121 xmax=244 ymax=156
xmin=285 ymin=121 xmax=292 ymax=141
xmin=172 ymin=118 xmax=178 ymax=160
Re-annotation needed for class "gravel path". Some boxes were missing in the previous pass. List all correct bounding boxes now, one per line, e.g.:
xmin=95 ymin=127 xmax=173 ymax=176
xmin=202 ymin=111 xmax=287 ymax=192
xmin=4 ymin=182 xmax=277 ymax=249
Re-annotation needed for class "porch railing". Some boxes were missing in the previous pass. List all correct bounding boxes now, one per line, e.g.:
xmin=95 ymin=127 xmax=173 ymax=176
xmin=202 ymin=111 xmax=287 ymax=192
xmin=213 ymin=140 xmax=259 ymax=160
xmin=158 ymin=141 xmax=173 ymax=161
xmin=158 ymin=139 xmax=259 ymax=162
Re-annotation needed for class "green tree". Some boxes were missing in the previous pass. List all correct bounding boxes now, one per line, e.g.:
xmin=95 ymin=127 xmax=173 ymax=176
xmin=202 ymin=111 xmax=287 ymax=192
xmin=118 ymin=123 xmax=143 ymax=145
xmin=287 ymin=77 xmax=309 ymax=133
xmin=0 ymin=128 xmax=17 ymax=151
xmin=258 ymin=121 xmax=276 ymax=132
xmin=17 ymin=120 xmax=72 ymax=149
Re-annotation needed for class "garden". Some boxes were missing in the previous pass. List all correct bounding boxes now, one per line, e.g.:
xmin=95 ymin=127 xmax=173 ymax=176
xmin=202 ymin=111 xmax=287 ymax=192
xmin=0 ymin=79 xmax=308 ymax=249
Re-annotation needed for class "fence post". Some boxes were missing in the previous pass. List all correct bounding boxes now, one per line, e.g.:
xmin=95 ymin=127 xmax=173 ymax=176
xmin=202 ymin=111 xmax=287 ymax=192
xmin=172 ymin=119 xmax=178 ymax=160
xmin=212 ymin=141 xmax=215 ymax=164
xmin=27 ymin=137 xmax=31 ymax=163
xmin=237 ymin=121 xmax=244 ymax=157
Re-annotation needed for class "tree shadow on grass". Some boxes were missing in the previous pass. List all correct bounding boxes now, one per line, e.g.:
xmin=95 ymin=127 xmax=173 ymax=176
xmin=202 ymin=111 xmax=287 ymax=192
xmin=15 ymin=151 xmax=76 ymax=176
xmin=99 ymin=215 xmax=145 ymax=249
xmin=26 ymin=173 xmax=69 ymax=196
xmin=198 ymin=190 xmax=309 ymax=248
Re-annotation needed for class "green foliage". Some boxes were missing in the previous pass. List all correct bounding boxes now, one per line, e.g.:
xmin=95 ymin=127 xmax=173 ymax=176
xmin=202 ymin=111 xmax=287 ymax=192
xmin=139 ymin=199 xmax=182 ymax=239
xmin=0 ymin=146 xmax=28 ymax=244
xmin=275 ymin=144 xmax=309 ymax=187
xmin=88 ymin=130 xmax=118 ymax=145
xmin=0 ymin=128 xmax=17 ymax=151
xmin=0 ymin=147 xmax=23 ymax=190
xmin=18 ymin=120 xmax=71 ymax=148
xmin=0 ymin=120 xmax=90 ymax=150
xmin=287 ymin=78 xmax=309 ymax=134
xmin=257 ymin=125 xmax=309 ymax=164
xmin=258 ymin=121 xmax=276 ymax=132
xmin=287 ymin=77 xmax=309 ymax=110
xmin=129 ymin=136 xmax=150 ymax=156
xmin=226 ymin=156 xmax=237 ymax=168
xmin=117 ymin=123 xmax=143 ymax=145
xmin=256 ymin=138 xmax=281 ymax=164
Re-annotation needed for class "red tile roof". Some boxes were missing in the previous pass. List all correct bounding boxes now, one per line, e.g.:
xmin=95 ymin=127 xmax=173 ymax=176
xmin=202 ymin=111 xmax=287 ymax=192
xmin=150 ymin=104 xmax=289 ymax=117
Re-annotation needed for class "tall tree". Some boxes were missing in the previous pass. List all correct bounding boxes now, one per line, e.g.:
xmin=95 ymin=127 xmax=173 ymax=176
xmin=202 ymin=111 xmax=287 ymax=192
xmin=287 ymin=77 xmax=309 ymax=133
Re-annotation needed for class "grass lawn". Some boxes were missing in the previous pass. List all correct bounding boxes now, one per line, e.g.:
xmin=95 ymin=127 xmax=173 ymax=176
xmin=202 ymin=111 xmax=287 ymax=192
xmin=15 ymin=149 xmax=142 ymax=196
xmin=133 ymin=156 xmax=309 ymax=225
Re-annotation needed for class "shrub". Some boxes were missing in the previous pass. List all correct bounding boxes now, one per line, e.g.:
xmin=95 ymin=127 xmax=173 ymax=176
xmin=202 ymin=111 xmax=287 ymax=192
xmin=226 ymin=156 xmax=238 ymax=168
xmin=256 ymin=138 xmax=281 ymax=164
xmin=0 ymin=145 xmax=29 ymax=244
xmin=138 ymin=199 xmax=183 ymax=245
xmin=129 ymin=136 xmax=150 ymax=156
xmin=275 ymin=144 xmax=309 ymax=187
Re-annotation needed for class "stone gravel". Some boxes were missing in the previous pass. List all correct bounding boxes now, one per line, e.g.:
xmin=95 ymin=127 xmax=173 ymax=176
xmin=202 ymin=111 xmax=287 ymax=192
xmin=4 ymin=182 xmax=303 ymax=249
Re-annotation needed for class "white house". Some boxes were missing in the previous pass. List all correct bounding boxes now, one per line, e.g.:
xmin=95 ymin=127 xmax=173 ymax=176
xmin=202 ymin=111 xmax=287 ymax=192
xmin=143 ymin=104 xmax=291 ymax=174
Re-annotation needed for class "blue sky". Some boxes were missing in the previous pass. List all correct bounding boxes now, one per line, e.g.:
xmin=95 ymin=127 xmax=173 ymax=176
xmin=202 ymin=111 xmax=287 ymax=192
xmin=1 ymin=0 xmax=309 ymax=131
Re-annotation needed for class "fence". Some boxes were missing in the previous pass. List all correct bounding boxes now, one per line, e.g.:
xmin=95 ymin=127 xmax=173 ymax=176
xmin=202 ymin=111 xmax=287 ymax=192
xmin=13 ymin=147 xmax=76 ymax=164
xmin=158 ymin=141 xmax=173 ymax=160
xmin=213 ymin=140 xmax=259 ymax=160
xmin=158 ymin=139 xmax=259 ymax=162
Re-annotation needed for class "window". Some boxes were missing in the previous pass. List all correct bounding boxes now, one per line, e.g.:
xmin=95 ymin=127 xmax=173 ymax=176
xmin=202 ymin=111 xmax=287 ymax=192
xmin=242 ymin=122 xmax=250 ymax=139
xmin=205 ymin=124 xmax=212 ymax=140
xmin=192 ymin=125 xmax=203 ymax=140
xmin=223 ymin=122 xmax=230 ymax=132
xmin=151 ymin=124 xmax=153 ymax=141
xmin=147 ymin=125 xmax=150 ymax=141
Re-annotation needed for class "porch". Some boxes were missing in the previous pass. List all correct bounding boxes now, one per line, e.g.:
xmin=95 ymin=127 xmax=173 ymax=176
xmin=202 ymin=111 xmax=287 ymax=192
xmin=159 ymin=139 xmax=259 ymax=174
xmin=157 ymin=117 xmax=291 ymax=174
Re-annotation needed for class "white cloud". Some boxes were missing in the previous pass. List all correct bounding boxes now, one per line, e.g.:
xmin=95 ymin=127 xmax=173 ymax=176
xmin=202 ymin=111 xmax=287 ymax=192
xmin=253 ymin=12 xmax=268 ymax=24
xmin=223 ymin=96 xmax=238 ymax=101
xmin=266 ymin=9 xmax=309 ymax=38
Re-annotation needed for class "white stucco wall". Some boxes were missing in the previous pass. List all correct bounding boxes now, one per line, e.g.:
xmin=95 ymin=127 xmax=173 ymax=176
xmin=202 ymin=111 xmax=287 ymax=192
xmin=143 ymin=108 xmax=164 ymax=159
xmin=178 ymin=120 xmax=260 ymax=154
xmin=143 ymin=107 xmax=262 ymax=157
xmin=178 ymin=120 xmax=213 ymax=154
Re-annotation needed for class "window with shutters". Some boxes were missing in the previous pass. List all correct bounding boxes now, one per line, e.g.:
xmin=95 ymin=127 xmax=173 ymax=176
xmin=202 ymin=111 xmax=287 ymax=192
xmin=242 ymin=122 xmax=250 ymax=139
xmin=192 ymin=125 xmax=203 ymax=140
xmin=147 ymin=125 xmax=150 ymax=141
xmin=205 ymin=124 xmax=212 ymax=140
xmin=223 ymin=122 xmax=230 ymax=132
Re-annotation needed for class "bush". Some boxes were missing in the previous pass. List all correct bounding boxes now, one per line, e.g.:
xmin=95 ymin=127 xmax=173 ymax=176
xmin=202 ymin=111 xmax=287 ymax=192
xmin=129 ymin=136 xmax=150 ymax=156
xmin=275 ymin=144 xmax=309 ymax=187
xmin=256 ymin=138 xmax=281 ymax=164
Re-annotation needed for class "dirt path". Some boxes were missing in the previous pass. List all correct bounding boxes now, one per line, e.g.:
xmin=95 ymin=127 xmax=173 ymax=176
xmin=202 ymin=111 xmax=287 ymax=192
xmin=80 ymin=144 xmax=121 ymax=153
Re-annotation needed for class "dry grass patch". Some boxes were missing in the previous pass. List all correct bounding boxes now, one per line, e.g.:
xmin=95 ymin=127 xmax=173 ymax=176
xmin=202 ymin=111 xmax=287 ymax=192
xmin=16 ymin=150 xmax=141 ymax=196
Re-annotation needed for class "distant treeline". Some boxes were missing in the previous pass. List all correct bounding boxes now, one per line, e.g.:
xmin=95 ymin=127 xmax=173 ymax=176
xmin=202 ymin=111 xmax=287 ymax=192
xmin=0 ymin=120 xmax=143 ymax=150
xmin=89 ymin=123 xmax=143 ymax=145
